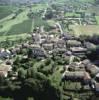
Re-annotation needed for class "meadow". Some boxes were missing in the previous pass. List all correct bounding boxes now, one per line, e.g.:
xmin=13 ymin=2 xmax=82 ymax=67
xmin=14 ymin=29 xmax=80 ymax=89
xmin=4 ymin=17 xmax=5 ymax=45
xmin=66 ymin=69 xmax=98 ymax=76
xmin=7 ymin=19 xmax=32 ymax=35
xmin=70 ymin=25 xmax=99 ymax=36
xmin=0 ymin=6 xmax=16 ymax=19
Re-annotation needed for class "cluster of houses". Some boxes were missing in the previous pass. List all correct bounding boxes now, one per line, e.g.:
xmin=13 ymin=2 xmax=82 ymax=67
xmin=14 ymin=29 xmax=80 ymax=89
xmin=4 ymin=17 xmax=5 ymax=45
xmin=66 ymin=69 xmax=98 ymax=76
xmin=62 ymin=58 xmax=99 ymax=93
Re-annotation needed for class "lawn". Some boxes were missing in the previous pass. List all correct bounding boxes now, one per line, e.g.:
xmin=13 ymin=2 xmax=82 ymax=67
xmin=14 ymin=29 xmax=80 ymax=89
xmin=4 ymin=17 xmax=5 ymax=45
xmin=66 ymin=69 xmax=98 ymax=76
xmin=70 ymin=25 xmax=99 ymax=36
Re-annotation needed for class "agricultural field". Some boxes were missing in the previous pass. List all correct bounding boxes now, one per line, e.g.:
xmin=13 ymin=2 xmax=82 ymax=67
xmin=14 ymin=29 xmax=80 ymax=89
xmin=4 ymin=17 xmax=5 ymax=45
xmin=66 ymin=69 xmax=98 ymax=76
xmin=70 ymin=25 xmax=99 ymax=36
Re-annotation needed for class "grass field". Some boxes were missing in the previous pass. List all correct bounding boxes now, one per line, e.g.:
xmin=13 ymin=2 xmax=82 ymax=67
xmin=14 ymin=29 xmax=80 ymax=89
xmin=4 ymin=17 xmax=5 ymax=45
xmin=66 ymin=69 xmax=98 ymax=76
xmin=0 ymin=33 xmax=31 ymax=42
xmin=0 ymin=7 xmax=32 ymax=36
xmin=95 ymin=16 xmax=99 ymax=25
xmin=7 ymin=19 xmax=32 ymax=35
xmin=86 ymin=6 xmax=99 ymax=16
xmin=0 ymin=4 xmax=48 ymax=42
xmin=0 ymin=6 xmax=17 ymax=19
xmin=32 ymin=4 xmax=47 ymax=12
xmin=70 ymin=25 xmax=99 ymax=36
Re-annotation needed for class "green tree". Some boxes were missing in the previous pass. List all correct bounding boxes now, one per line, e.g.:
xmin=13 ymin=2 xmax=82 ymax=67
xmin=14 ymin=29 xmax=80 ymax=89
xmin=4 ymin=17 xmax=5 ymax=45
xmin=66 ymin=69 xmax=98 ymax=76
xmin=18 ymin=68 xmax=26 ymax=80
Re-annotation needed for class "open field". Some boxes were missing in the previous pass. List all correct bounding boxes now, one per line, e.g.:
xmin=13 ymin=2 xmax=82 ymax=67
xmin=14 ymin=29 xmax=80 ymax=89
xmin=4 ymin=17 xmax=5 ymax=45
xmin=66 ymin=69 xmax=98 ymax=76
xmin=70 ymin=25 xmax=99 ymax=36
xmin=0 ymin=33 xmax=31 ymax=42
xmin=95 ymin=16 xmax=99 ymax=25
xmin=0 ymin=6 xmax=17 ymax=19
xmin=7 ymin=19 xmax=32 ymax=35
xmin=0 ymin=4 xmax=47 ymax=37
xmin=31 ymin=4 xmax=47 ymax=12
xmin=0 ymin=8 xmax=31 ymax=36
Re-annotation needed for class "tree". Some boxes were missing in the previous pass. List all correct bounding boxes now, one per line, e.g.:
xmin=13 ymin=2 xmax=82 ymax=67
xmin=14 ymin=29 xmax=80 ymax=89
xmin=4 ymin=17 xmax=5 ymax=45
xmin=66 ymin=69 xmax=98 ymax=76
xmin=23 ymin=73 xmax=61 ymax=100
xmin=18 ymin=68 xmax=26 ymax=80
xmin=27 ymin=48 xmax=33 ymax=58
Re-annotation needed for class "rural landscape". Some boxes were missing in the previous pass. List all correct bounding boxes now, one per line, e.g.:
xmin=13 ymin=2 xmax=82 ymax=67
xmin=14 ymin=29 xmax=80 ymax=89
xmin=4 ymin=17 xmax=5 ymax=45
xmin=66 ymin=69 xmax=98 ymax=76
xmin=0 ymin=0 xmax=99 ymax=100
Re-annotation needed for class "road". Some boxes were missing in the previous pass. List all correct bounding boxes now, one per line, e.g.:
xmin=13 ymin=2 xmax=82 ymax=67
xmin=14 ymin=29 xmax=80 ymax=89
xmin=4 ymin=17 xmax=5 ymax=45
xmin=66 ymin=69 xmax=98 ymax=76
xmin=56 ymin=22 xmax=64 ymax=35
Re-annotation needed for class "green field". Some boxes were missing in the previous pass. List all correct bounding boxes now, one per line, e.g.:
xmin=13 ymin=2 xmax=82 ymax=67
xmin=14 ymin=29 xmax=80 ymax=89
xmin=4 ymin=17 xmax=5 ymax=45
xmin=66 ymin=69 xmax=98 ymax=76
xmin=7 ymin=19 xmax=32 ymax=35
xmin=0 ymin=4 xmax=48 ymax=42
xmin=0 ymin=33 xmax=31 ymax=42
xmin=70 ymin=25 xmax=99 ymax=36
xmin=95 ymin=16 xmax=99 ymax=24
xmin=0 ymin=6 xmax=17 ymax=19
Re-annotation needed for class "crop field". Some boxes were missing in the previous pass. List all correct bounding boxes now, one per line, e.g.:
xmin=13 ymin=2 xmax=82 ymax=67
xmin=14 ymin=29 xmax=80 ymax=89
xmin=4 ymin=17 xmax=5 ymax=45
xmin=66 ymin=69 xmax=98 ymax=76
xmin=70 ymin=25 xmax=99 ymax=36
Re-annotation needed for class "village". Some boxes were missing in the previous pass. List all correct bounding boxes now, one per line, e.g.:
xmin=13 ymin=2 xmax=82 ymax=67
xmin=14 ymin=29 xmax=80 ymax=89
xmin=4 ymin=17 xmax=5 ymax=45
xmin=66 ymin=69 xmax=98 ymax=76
xmin=0 ymin=0 xmax=99 ymax=100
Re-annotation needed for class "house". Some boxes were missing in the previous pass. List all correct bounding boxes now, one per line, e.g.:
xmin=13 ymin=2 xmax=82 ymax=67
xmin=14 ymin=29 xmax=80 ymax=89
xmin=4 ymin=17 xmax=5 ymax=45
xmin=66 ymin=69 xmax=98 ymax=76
xmin=66 ymin=40 xmax=82 ymax=48
xmin=32 ymin=33 xmax=41 ymax=44
xmin=42 ymin=43 xmax=54 ymax=51
xmin=82 ymin=59 xmax=90 ymax=65
xmin=10 ymin=47 xmax=21 ymax=55
xmin=0 ymin=48 xmax=11 ymax=59
xmin=30 ymin=45 xmax=47 ymax=59
xmin=61 ymin=33 xmax=75 ymax=40
xmin=52 ymin=48 xmax=66 ymax=56
xmin=68 ymin=62 xmax=85 ymax=71
xmin=54 ymin=39 xmax=66 ymax=49
xmin=85 ymin=64 xmax=99 ymax=77
xmin=0 ymin=64 xmax=12 ymax=77
xmin=84 ymin=42 xmax=96 ymax=49
xmin=62 ymin=71 xmax=91 ymax=82
xmin=70 ymin=47 xmax=87 ymax=56
xmin=22 ymin=43 xmax=30 ymax=48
